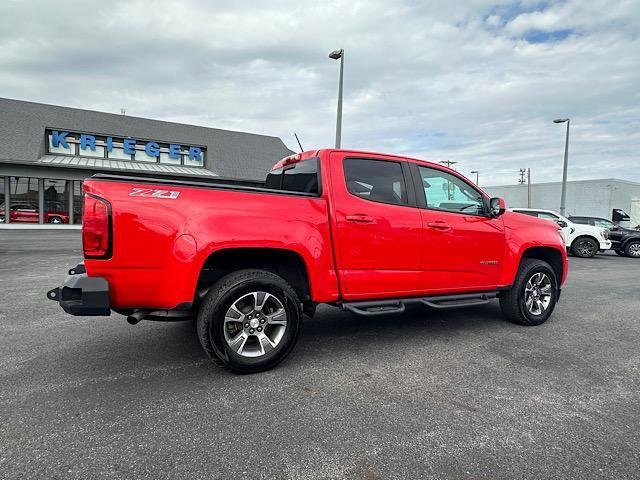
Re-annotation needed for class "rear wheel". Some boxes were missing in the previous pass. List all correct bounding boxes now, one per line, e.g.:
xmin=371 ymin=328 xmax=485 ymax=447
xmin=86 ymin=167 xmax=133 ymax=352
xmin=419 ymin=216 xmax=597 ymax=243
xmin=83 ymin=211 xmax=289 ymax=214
xmin=197 ymin=269 xmax=302 ymax=373
xmin=571 ymin=237 xmax=598 ymax=258
xmin=499 ymin=258 xmax=558 ymax=326
xmin=624 ymin=240 xmax=640 ymax=258
xmin=48 ymin=216 xmax=63 ymax=224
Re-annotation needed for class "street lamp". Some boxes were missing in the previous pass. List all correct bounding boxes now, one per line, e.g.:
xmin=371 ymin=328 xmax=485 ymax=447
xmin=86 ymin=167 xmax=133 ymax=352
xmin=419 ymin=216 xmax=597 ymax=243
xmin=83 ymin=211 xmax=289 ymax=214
xmin=554 ymin=117 xmax=570 ymax=216
xmin=329 ymin=48 xmax=344 ymax=148
xmin=470 ymin=170 xmax=479 ymax=185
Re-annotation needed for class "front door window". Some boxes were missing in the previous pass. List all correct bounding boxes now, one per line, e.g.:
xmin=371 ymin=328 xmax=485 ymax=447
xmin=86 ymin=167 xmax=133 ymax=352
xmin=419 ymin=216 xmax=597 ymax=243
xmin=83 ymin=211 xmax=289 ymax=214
xmin=417 ymin=166 xmax=485 ymax=215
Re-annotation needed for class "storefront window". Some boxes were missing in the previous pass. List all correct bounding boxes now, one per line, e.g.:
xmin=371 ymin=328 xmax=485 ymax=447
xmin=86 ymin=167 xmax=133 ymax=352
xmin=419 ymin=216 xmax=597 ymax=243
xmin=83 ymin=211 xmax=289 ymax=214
xmin=134 ymin=149 xmax=159 ymax=163
xmin=48 ymin=134 xmax=77 ymax=156
xmin=43 ymin=179 xmax=70 ymax=225
xmin=83 ymin=145 xmax=106 ymax=158
xmin=108 ymin=142 xmax=133 ymax=160
xmin=159 ymin=151 xmax=181 ymax=165
xmin=184 ymin=151 xmax=204 ymax=167
xmin=0 ymin=177 xmax=6 ymax=223
xmin=9 ymin=177 xmax=39 ymax=223
xmin=73 ymin=181 xmax=83 ymax=224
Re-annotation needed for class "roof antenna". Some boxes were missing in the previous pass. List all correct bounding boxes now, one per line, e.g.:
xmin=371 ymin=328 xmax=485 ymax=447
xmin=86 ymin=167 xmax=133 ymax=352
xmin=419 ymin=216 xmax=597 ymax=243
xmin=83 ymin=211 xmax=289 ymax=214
xmin=294 ymin=132 xmax=304 ymax=152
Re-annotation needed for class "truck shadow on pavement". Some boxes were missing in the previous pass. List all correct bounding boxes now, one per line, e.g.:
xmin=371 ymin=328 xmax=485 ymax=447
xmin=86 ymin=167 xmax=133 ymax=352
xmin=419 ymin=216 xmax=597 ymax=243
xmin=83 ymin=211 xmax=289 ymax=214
xmin=38 ymin=301 xmax=512 ymax=381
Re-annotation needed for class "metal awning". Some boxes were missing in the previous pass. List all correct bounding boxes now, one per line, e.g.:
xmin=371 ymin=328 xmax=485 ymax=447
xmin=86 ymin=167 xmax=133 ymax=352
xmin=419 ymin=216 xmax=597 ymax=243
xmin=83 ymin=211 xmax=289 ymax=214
xmin=36 ymin=155 xmax=217 ymax=176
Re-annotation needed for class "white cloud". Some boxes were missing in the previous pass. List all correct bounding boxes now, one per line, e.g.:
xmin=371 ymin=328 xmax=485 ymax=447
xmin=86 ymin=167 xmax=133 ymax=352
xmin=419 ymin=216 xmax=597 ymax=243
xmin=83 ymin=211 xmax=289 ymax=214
xmin=0 ymin=0 xmax=638 ymax=185
xmin=485 ymin=14 xmax=503 ymax=27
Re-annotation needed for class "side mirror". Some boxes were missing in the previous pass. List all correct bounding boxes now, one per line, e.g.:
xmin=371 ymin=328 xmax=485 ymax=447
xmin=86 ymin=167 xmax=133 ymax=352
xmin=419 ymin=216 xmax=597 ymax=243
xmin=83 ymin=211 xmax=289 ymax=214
xmin=557 ymin=220 xmax=568 ymax=228
xmin=489 ymin=197 xmax=505 ymax=217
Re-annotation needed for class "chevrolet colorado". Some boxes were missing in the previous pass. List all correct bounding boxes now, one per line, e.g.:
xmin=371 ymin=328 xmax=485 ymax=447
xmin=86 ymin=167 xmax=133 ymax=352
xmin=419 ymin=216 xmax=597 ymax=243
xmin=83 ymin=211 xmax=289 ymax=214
xmin=48 ymin=149 xmax=568 ymax=373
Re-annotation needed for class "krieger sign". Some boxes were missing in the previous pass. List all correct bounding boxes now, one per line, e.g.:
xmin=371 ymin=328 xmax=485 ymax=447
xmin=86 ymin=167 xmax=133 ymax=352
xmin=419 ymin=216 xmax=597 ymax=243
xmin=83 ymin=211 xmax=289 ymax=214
xmin=50 ymin=130 xmax=204 ymax=162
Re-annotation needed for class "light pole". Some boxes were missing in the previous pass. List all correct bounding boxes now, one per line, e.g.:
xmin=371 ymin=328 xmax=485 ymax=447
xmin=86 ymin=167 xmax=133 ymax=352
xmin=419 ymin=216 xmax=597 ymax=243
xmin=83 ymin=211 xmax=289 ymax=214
xmin=554 ymin=117 xmax=570 ymax=216
xmin=329 ymin=49 xmax=344 ymax=148
xmin=471 ymin=170 xmax=479 ymax=185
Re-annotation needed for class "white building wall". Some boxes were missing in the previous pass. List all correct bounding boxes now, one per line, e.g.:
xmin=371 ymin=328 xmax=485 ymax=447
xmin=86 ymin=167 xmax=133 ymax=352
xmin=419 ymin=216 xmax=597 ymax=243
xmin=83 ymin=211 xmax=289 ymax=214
xmin=630 ymin=199 xmax=640 ymax=228
xmin=484 ymin=179 xmax=640 ymax=220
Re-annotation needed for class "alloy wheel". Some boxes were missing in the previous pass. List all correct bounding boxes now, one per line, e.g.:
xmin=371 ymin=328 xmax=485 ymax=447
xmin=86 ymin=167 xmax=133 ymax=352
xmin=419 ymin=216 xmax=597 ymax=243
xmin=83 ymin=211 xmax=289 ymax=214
xmin=524 ymin=272 xmax=552 ymax=316
xmin=577 ymin=240 xmax=595 ymax=257
xmin=223 ymin=291 xmax=287 ymax=358
xmin=629 ymin=243 xmax=640 ymax=257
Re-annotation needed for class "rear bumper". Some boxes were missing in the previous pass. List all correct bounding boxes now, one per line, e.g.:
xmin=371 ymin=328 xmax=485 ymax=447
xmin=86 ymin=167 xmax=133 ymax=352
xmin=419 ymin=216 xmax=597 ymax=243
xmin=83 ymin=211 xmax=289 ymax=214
xmin=47 ymin=263 xmax=110 ymax=316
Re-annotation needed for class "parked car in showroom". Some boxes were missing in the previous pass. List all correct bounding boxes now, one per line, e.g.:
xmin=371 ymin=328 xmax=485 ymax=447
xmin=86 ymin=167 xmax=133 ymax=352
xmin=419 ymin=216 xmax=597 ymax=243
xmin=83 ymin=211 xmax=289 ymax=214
xmin=510 ymin=208 xmax=611 ymax=258
xmin=0 ymin=202 xmax=70 ymax=224
xmin=569 ymin=215 xmax=640 ymax=258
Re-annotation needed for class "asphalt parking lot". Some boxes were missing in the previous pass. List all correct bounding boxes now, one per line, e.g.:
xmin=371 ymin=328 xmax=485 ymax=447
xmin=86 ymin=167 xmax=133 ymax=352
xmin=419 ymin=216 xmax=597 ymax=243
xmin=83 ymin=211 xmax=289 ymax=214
xmin=1 ymin=230 xmax=638 ymax=480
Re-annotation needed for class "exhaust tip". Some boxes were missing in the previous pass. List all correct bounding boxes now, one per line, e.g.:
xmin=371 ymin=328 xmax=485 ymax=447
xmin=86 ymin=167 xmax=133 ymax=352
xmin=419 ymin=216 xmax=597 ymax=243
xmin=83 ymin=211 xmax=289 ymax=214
xmin=126 ymin=311 xmax=146 ymax=325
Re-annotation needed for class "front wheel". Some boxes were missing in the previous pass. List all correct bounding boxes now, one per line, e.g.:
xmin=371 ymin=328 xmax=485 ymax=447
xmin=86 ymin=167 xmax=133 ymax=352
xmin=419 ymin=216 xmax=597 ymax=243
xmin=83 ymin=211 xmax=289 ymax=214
xmin=571 ymin=237 xmax=598 ymax=258
xmin=197 ymin=269 xmax=302 ymax=374
xmin=624 ymin=240 xmax=640 ymax=258
xmin=499 ymin=258 xmax=558 ymax=326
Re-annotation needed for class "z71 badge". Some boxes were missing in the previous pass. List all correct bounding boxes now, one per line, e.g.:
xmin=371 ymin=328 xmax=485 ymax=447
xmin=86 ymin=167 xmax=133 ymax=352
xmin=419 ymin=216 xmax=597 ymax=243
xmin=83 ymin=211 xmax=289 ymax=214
xmin=129 ymin=188 xmax=180 ymax=199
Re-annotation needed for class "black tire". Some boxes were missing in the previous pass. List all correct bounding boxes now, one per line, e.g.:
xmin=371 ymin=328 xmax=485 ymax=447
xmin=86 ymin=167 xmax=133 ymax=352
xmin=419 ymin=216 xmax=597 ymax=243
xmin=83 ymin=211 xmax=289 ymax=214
xmin=571 ymin=236 xmax=598 ymax=258
xmin=48 ymin=216 xmax=63 ymax=224
xmin=499 ymin=258 xmax=558 ymax=326
xmin=614 ymin=250 xmax=627 ymax=257
xmin=624 ymin=240 xmax=640 ymax=258
xmin=197 ymin=269 xmax=302 ymax=374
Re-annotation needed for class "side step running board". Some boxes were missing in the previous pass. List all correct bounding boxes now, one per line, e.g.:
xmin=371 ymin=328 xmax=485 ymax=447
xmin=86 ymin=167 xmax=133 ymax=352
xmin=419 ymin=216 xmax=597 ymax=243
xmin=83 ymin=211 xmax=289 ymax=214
xmin=343 ymin=292 xmax=498 ymax=316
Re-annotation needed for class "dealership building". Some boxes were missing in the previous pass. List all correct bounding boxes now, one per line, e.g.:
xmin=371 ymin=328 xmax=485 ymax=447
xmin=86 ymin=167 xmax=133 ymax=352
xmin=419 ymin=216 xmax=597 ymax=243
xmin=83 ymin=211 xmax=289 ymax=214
xmin=0 ymin=97 xmax=293 ymax=226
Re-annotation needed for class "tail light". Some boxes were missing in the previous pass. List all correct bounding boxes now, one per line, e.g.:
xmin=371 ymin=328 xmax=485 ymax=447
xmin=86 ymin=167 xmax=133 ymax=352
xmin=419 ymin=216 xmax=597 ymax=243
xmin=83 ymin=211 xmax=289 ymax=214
xmin=271 ymin=153 xmax=302 ymax=170
xmin=82 ymin=194 xmax=112 ymax=258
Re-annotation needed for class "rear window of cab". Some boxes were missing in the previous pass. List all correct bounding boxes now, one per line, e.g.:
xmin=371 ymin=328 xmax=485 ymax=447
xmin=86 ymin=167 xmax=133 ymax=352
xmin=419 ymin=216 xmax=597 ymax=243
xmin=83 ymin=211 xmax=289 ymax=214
xmin=265 ymin=158 xmax=320 ymax=194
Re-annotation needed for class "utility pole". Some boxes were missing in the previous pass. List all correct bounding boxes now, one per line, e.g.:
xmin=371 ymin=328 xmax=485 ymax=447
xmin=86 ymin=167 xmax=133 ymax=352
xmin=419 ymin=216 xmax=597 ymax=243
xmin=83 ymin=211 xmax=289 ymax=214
xmin=439 ymin=160 xmax=457 ymax=169
xmin=527 ymin=168 xmax=532 ymax=208
xmin=440 ymin=160 xmax=457 ymax=200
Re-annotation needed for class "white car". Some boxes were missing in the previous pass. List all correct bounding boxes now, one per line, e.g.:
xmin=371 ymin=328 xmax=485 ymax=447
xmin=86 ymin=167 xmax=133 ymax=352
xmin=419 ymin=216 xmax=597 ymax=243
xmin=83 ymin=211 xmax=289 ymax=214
xmin=510 ymin=208 xmax=611 ymax=258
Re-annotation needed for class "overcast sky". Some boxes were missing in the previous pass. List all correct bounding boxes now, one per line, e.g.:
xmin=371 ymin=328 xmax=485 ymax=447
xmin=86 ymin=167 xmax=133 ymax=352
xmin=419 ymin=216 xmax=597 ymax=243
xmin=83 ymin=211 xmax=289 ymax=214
xmin=1 ymin=0 xmax=638 ymax=185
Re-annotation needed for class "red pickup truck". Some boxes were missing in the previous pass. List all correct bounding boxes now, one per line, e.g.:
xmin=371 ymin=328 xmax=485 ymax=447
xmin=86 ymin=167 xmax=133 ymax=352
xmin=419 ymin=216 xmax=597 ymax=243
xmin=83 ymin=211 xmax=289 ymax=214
xmin=48 ymin=149 xmax=568 ymax=373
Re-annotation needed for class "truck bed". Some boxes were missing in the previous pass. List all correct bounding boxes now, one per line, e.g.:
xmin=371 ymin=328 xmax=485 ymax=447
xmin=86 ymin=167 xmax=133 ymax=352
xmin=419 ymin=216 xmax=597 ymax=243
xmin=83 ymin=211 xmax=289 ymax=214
xmin=82 ymin=173 xmax=338 ymax=311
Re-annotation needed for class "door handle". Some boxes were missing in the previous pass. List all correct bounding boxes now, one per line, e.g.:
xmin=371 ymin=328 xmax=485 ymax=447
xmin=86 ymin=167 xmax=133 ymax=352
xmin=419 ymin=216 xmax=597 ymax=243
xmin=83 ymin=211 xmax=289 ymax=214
xmin=346 ymin=214 xmax=374 ymax=224
xmin=427 ymin=221 xmax=451 ymax=231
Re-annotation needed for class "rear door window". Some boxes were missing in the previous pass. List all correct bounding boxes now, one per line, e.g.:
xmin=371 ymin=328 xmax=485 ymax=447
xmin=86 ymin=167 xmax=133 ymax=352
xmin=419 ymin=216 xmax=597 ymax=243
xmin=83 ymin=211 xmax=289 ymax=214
xmin=343 ymin=158 xmax=408 ymax=206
